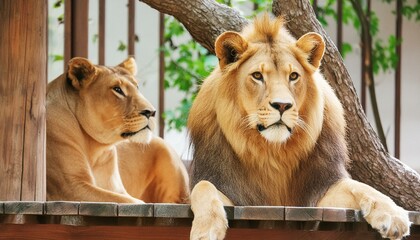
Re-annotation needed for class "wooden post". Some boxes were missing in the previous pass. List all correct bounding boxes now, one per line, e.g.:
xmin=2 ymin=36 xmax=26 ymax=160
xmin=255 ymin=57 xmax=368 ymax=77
xmin=0 ymin=0 xmax=47 ymax=201
xmin=394 ymin=0 xmax=402 ymax=159
xmin=336 ymin=0 xmax=343 ymax=53
xmin=158 ymin=13 xmax=165 ymax=138
xmin=128 ymin=0 xmax=136 ymax=57
xmin=99 ymin=0 xmax=106 ymax=65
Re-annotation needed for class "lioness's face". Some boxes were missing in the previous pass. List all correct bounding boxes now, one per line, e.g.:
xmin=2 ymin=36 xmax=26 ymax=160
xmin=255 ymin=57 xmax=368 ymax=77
xmin=68 ymin=57 xmax=156 ymax=145
xmin=236 ymin=46 xmax=306 ymax=143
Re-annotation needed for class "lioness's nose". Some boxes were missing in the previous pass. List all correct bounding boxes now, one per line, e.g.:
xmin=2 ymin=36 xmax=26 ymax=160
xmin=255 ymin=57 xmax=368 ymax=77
xmin=269 ymin=101 xmax=292 ymax=115
xmin=140 ymin=109 xmax=156 ymax=119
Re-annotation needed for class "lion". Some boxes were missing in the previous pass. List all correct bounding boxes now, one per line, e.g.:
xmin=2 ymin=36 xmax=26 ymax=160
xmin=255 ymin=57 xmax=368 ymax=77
xmin=188 ymin=15 xmax=411 ymax=240
xmin=47 ymin=57 xmax=189 ymax=203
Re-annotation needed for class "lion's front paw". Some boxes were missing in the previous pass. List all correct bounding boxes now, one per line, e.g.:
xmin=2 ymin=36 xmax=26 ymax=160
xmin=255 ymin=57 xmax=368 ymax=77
xmin=190 ymin=203 xmax=228 ymax=240
xmin=190 ymin=181 xmax=229 ymax=240
xmin=360 ymin=196 xmax=411 ymax=240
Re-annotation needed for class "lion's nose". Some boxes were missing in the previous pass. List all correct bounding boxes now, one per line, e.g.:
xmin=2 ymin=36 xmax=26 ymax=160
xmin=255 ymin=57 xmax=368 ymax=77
xmin=269 ymin=101 xmax=292 ymax=115
xmin=140 ymin=109 xmax=156 ymax=119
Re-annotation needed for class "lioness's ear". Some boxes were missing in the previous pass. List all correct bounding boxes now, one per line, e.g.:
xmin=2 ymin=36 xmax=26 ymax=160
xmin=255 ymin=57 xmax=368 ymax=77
xmin=215 ymin=31 xmax=248 ymax=69
xmin=296 ymin=32 xmax=325 ymax=69
xmin=118 ymin=57 xmax=137 ymax=76
xmin=67 ymin=57 xmax=97 ymax=90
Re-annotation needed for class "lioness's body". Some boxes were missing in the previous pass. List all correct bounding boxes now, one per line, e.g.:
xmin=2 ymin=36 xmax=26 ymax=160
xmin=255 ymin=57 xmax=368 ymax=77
xmin=118 ymin=138 xmax=189 ymax=203
xmin=189 ymin=15 xmax=410 ymax=240
xmin=47 ymin=58 xmax=189 ymax=203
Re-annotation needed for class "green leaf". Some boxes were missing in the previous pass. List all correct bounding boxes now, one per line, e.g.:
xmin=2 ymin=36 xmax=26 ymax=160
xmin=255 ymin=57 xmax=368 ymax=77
xmin=341 ymin=42 xmax=353 ymax=58
xmin=52 ymin=54 xmax=64 ymax=62
xmin=117 ymin=41 xmax=127 ymax=52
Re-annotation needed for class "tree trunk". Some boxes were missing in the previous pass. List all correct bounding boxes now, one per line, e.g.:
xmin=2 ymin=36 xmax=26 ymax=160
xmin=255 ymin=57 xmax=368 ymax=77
xmin=139 ymin=0 xmax=420 ymax=211
xmin=0 ymin=0 xmax=47 ymax=201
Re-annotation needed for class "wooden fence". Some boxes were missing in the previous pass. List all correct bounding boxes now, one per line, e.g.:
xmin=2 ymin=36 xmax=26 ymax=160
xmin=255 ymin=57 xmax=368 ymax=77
xmin=0 ymin=201 xmax=419 ymax=239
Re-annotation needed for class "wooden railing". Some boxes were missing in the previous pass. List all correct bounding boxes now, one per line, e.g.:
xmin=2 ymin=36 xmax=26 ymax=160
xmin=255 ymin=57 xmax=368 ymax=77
xmin=0 ymin=202 xmax=419 ymax=239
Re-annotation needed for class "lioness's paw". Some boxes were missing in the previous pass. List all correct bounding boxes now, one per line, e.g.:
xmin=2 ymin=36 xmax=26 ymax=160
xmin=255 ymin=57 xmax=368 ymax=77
xmin=360 ymin=196 xmax=411 ymax=240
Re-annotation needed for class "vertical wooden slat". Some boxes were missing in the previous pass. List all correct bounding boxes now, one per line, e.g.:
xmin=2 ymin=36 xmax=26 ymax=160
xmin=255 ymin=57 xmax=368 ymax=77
xmin=64 ymin=0 xmax=89 ymax=65
xmin=394 ymin=0 xmax=402 ymax=158
xmin=0 ymin=0 xmax=47 ymax=201
xmin=64 ymin=0 xmax=72 ymax=65
xmin=336 ymin=0 xmax=343 ymax=53
xmin=312 ymin=0 xmax=318 ymax=17
xmin=98 ymin=0 xmax=106 ymax=65
xmin=128 ymin=0 xmax=135 ymax=57
xmin=158 ymin=13 xmax=165 ymax=138
xmin=360 ymin=0 xmax=370 ymax=111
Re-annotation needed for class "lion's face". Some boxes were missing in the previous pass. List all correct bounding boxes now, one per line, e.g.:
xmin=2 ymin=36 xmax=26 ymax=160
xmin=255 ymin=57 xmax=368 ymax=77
xmin=67 ymin=57 xmax=156 ymax=145
xmin=213 ymin=17 xmax=325 ymax=144
xmin=235 ymin=47 xmax=307 ymax=143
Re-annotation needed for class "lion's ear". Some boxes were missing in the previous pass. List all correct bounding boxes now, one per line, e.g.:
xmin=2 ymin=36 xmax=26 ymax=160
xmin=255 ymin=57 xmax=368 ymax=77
xmin=296 ymin=32 xmax=325 ymax=69
xmin=215 ymin=31 xmax=248 ymax=69
xmin=67 ymin=57 xmax=97 ymax=90
xmin=118 ymin=57 xmax=137 ymax=76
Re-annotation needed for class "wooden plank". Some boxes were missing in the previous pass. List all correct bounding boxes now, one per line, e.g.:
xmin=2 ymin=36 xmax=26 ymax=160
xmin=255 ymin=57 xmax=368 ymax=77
xmin=322 ymin=207 xmax=357 ymax=222
xmin=0 ymin=223 xmax=414 ymax=240
xmin=285 ymin=207 xmax=323 ymax=221
xmin=410 ymin=211 xmax=420 ymax=225
xmin=0 ymin=0 xmax=47 ymax=201
xmin=118 ymin=203 xmax=153 ymax=217
xmin=4 ymin=201 xmax=44 ymax=215
xmin=234 ymin=206 xmax=284 ymax=220
xmin=79 ymin=202 xmax=118 ymax=217
xmin=154 ymin=204 xmax=192 ymax=218
xmin=44 ymin=201 xmax=80 ymax=215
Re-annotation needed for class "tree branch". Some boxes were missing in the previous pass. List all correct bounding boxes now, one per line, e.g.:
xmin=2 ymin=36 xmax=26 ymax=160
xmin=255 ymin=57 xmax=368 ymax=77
xmin=139 ymin=0 xmax=248 ymax=52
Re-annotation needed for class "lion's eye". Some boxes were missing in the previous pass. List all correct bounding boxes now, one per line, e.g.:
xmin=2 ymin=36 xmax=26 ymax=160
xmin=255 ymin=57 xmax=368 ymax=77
xmin=113 ymin=86 xmax=125 ymax=96
xmin=289 ymin=72 xmax=300 ymax=81
xmin=251 ymin=72 xmax=264 ymax=81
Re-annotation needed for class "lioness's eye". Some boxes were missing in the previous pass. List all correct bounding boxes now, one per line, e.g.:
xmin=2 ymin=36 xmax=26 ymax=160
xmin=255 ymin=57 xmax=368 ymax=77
xmin=113 ymin=86 xmax=125 ymax=96
xmin=251 ymin=72 xmax=264 ymax=81
xmin=289 ymin=72 xmax=300 ymax=81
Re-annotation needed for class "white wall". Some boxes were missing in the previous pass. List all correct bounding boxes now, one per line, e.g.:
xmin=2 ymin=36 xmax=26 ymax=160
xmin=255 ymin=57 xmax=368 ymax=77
xmin=48 ymin=0 xmax=419 ymax=171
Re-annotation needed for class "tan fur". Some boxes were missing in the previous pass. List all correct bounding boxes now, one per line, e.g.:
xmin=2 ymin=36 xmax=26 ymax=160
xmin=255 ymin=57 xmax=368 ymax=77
xmin=118 ymin=138 xmax=189 ymax=203
xmin=189 ymin=15 xmax=410 ymax=240
xmin=47 ymin=57 xmax=189 ymax=203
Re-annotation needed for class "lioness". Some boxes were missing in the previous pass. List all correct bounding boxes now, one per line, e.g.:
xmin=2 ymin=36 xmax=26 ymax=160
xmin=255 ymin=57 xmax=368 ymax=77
xmin=47 ymin=57 xmax=189 ymax=203
xmin=189 ymin=15 xmax=411 ymax=239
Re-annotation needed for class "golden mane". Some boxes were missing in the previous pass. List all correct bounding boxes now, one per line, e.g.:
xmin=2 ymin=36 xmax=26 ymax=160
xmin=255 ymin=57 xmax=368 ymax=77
xmin=189 ymin=14 xmax=348 ymax=206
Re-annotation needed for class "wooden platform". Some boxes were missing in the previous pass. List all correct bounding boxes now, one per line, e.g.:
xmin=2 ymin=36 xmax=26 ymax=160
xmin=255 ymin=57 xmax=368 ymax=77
xmin=0 ymin=201 xmax=419 ymax=239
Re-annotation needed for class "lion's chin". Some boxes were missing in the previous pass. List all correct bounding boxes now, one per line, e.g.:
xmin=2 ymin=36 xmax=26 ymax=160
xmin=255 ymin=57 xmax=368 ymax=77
xmin=259 ymin=125 xmax=292 ymax=143
xmin=122 ymin=127 xmax=153 ymax=144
